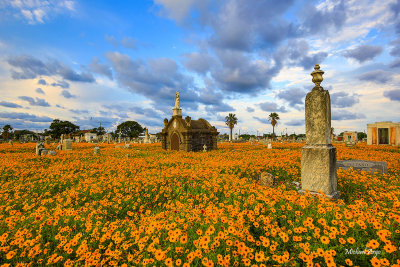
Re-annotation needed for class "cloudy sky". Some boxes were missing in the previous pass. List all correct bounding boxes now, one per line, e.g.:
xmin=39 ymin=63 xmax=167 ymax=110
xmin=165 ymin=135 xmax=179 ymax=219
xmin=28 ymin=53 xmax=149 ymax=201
xmin=0 ymin=0 xmax=399 ymax=135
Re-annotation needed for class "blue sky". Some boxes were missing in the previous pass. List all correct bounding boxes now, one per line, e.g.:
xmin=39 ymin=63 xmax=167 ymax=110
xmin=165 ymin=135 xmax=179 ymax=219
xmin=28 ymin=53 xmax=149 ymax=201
xmin=0 ymin=0 xmax=399 ymax=135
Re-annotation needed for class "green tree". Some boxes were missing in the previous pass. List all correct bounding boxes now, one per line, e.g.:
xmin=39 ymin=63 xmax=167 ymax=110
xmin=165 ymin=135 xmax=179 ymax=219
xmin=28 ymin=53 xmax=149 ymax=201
xmin=13 ymin=129 xmax=36 ymax=140
xmin=116 ymin=121 xmax=144 ymax=139
xmin=268 ymin=113 xmax=280 ymax=138
xmin=225 ymin=113 xmax=238 ymax=142
xmin=357 ymin=132 xmax=367 ymax=140
xmin=2 ymin=124 xmax=13 ymax=140
xmin=91 ymin=126 xmax=106 ymax=135
xmin=239 ymin=134 xmax=255 ymax=141
xmin=49 ymin=119 xmax=80 ymax=138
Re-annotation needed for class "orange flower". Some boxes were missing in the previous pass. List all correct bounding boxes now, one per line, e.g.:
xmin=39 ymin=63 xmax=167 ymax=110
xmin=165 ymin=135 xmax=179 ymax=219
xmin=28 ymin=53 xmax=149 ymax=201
xmin=347 ymin=237 xmax=355 ymax=244
xmin=367 ymin=239 xmax=380 ymax=249
xmin=165 ymin=258 xmax=173 ymax=267
xmin=255 ymin=251 xmax=264 ymax=262
xmin=345 ymin=258 xmax=353 ymax=266
xmin=6 ymin=250 xmax=16 ymax=260
xmin=379 ymin=258 xmax=390 ymax=266
xmin=370 ymin=257 xmax=381 ymax=267
xmin=320 ymin=236 xmax=330 ymax=244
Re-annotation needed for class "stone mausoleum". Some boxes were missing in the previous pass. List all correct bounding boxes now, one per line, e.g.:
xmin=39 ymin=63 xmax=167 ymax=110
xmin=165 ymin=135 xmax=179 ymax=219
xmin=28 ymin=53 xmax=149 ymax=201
xmin=367 ymin=121 xmax=400 ymax=145
xmin=161 ymin=92 xmax=219 ymax=151
xmin=343 ymin=131 xmax=357 ymax=143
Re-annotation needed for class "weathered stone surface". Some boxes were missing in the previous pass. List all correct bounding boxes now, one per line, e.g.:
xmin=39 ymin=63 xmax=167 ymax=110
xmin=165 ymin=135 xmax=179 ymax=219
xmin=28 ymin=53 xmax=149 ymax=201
xmin=56 ymin=144 xmax=62 ymax=150
xmin=41 ymin=149 xmax=48 ymax=155
xmin=48 ymin=151 xmax=56 ymax=156
xmin=305 ymin=89 xmax=331 ymax=145
xmin=36 ymin=142 xmax=45 ymax=155
xmin=300 ymin=64 xmax=339 ymax=199
xmin=301 ymin=145 xmax=338 ymax=197
xmin=62 ymin=139 xmax=72 ymax=151
xmin=337 ymin=160 xmax=387 ymax=174
xmin=259 ymin=172 xmax=275 ymax=187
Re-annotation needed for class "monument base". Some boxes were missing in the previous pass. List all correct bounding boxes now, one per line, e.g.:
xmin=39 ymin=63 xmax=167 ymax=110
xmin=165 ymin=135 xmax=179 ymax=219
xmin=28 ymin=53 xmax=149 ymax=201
xmin=301 ymin=144 xmax=339 ymax=197
xmin=173 ymin=108 xmax=182 ymax=116
xmin=298 ymin=189 xmax=341 ymax=199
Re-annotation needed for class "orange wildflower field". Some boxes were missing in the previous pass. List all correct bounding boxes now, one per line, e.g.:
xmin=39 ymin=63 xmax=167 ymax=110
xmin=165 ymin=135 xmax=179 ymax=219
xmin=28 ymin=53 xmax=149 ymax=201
xmin=0 ymin=142 xmax=399 ymax=266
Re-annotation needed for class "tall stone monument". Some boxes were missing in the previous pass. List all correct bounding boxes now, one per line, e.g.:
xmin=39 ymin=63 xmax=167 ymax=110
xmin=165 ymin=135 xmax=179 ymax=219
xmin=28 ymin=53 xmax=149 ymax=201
xmin=300 ymin=65 xmax=339 ymax=199
xmin=144 ymin=128 xmax=150 ymax=143
xmin=172 ymin=91 xmax=182 ymax=117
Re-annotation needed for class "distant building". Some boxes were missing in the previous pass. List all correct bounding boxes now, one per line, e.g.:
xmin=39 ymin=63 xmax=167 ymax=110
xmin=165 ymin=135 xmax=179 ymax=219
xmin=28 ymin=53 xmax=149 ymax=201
xmin=84 ymin=132 xmax=97 ymax=142
xmin=102 ymin=133 xmax=113 ymax=143
xmin=367 ymin=121 xmax=400 ymax=145
xmin=343 ymin=131 xmax=358 ymax=143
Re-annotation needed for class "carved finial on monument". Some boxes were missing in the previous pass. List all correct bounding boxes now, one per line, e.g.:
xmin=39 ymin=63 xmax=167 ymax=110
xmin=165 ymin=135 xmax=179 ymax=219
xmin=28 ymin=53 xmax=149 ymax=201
xmin=172 ymin=91 xmax=182 ymax=117
xmin=311 ymin=64 xmax=324 ymax=89
xmin=185 ymin=116 xmax=191 ymax=127
xmin=174 ymin=91 xmax=180 ymax=108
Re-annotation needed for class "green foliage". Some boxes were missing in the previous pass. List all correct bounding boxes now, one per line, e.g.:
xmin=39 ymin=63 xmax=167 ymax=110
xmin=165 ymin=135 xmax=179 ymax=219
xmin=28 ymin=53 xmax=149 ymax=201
xmin=239 ymin=134 xmax=255 ymax=140
xmin=1 ymin=124 xmax=13 ymax=140
xmin=225 ymin=113 xmax=238 ymax=141
xmin=13 ymin=130 xmax=36 ymax=140
xmin=48 ymin=119 xmax=80 ymax=138
xmin=268 ymin=113 xmax=280 ymax=136
xmin=90 ymin=126 xmax=106 ymax=135
xmin=116 ymin=120 xmax=144 ymax=138
xmin=225 ymin=113 xmax=238 ymax=129
xmin=357 ymin=132 xmax=367 ymax=140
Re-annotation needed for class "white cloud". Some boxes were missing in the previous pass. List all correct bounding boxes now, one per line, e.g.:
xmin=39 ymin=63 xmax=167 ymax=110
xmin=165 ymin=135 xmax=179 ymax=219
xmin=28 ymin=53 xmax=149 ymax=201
xmin=3 ymin=0 xmax=76 ymax=24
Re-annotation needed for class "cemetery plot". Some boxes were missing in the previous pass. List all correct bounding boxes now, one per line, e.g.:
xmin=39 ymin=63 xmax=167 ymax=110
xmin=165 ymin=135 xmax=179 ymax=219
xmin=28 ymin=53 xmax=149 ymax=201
xmin=0 ymin=142 xmax=399 ymax=266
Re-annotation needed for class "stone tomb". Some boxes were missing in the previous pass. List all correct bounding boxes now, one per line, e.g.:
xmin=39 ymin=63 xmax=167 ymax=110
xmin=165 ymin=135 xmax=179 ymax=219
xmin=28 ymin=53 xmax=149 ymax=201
xmin=161 ymin=91 xmax=219 ymax=152
xmin=300 ymin=65 xmax=339 ymax=199
xmin=337 ymin=160 xmax=388 ymax=174
xmin=367 ymin=121 xmax=400 ymax=145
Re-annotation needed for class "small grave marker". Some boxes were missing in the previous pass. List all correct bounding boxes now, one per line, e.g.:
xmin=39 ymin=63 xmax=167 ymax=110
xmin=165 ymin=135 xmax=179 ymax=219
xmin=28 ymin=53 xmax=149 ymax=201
xmin=259 ymin=172 xmax=275 ymax=187
xmin=337 ymin=160 xmax=387 ymax=174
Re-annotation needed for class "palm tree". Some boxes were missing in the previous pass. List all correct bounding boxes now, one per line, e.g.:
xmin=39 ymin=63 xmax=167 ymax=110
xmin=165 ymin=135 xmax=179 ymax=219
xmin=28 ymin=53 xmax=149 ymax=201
xmin=2 ymin=124 xmax=13 ymax=141
xmin=268 ymin=113 xmax=280 ymax=138
xmin=225 ymin=113 xmax=238 ymax=142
